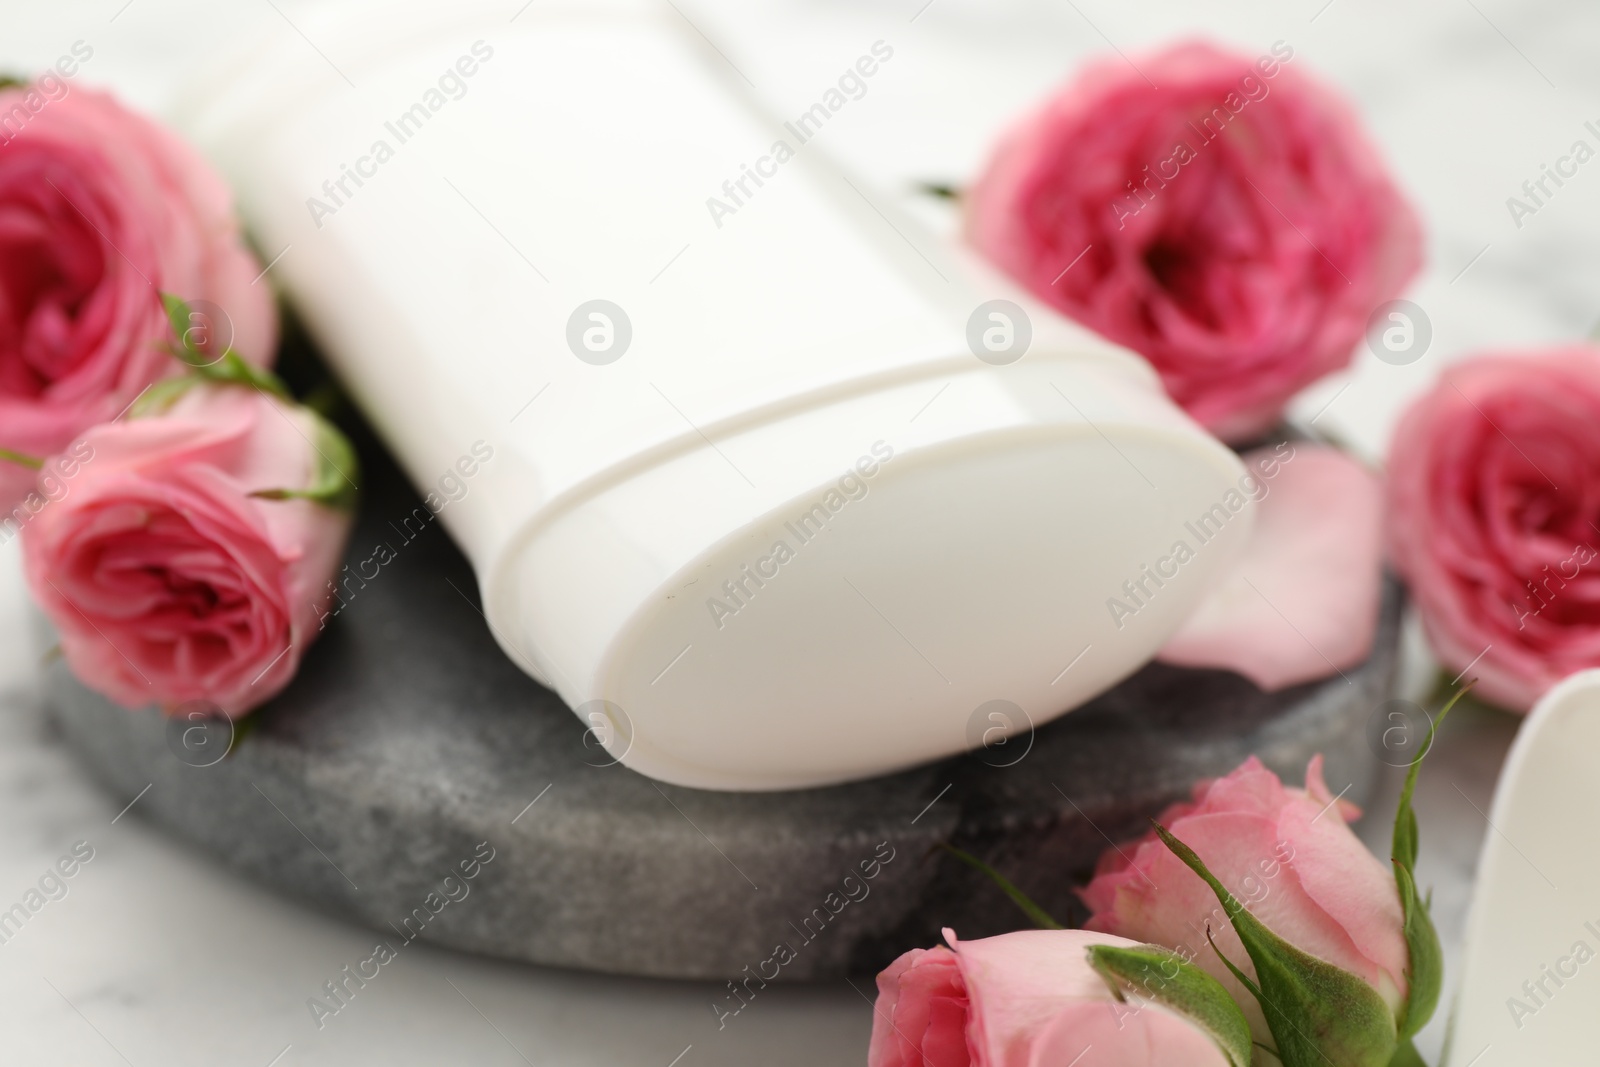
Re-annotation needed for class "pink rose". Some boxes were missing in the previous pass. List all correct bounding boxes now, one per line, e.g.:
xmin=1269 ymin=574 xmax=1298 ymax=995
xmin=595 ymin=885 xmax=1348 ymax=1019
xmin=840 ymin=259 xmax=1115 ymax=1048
xmin=870 ymin=929 xmax=1236 ymax=1067
xmin=0 ymin=84 xmax=275 ymax=511
xmin=1080 ymin=756 xmax=1407 ymax=1044
xmin=1157 ymin=443 xmax=1385 ymax=688
xmin=22 ymin=384 xmax=352 ymax=716
xmin=1387 ymin=348 xmax=1600 ymax=712
xmin=966 ymin=41 xmax=1422 ymax=441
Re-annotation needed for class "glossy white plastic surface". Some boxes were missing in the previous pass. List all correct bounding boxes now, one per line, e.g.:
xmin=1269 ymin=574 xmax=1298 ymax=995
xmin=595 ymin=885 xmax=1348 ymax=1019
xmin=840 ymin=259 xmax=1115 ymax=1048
xmin=1446 ymin=671 xmax=1600 ymax=1066
xmin=183 ymin=0 xmax=1250 ymax=788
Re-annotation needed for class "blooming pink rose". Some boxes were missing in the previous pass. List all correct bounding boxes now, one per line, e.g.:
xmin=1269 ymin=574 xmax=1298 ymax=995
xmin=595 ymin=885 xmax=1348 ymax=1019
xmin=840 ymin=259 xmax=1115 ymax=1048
xmin=966 ymin=41 xmax=1422 ymax=441
xmin=869 ymin=929 xmax=1234 ymax=1067
xmin=1158 ymin=443 xmax=1385 ymax=688
xmin=0 ymin=84 xmax=275 ymax=511
xmin=1387 ymin=348 xmax=1600 ymax=712
xmin=1080 ymin=756 xmax=1406 ymax=1044
xmin=22 ymin=384 xmax=351 ymax=716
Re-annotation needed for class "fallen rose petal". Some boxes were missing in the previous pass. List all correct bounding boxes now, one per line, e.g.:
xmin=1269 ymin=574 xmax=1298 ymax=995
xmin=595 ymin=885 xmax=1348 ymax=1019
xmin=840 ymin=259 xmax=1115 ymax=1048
xmin=1157 ymin=443 xmax=1383 ymax=688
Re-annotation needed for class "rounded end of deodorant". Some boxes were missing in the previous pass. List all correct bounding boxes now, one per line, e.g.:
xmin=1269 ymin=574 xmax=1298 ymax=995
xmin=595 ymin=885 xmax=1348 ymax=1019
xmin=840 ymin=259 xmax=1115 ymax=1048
xmin=494 ymin=354 xmax=1250 ymax=790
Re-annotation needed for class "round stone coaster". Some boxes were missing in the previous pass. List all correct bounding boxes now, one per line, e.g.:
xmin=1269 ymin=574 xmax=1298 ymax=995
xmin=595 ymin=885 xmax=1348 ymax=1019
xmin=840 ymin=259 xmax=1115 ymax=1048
xmin=42 ymin=416 xmax=1401 ymax=982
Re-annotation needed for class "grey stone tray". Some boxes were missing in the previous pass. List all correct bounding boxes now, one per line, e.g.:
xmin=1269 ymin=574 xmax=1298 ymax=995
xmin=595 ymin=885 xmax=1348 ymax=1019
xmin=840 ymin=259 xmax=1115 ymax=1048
xmin=43 ymin=412 xmax=1401 ymax=981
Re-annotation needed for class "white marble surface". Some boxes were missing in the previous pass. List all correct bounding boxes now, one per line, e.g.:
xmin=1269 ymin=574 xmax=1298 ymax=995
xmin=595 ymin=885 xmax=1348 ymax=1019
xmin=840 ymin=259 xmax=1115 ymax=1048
xmin=0 ymin=0 xmax=1584 ymax=1061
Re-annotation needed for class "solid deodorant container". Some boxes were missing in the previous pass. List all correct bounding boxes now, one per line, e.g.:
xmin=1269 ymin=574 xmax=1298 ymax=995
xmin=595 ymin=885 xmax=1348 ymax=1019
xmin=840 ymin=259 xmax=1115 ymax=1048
xmin=183 ymin=0 xmax=1251 ymax=789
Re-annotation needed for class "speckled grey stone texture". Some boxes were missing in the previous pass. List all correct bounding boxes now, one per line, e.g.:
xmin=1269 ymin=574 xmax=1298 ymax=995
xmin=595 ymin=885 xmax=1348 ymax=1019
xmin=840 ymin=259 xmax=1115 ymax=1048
xmin=43 ymin=424 xmax=1400 ymax=981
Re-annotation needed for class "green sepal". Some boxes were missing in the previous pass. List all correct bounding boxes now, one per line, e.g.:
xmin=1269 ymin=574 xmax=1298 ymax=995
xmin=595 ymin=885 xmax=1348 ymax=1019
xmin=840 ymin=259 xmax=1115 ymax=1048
xmin=128 ymin=374 xmax=204 ymax=419
xmin=158 ymin=293 xmax=358 ymax=511
xmin=161 ymin=293 xmax=291 ymax=399
xmin=1088 ymin=943 xmax=1254 ymax=1067
xmin=1153 ymin=822 xmax=1398 ymax=1067
xmin=1390 ymin=684 xmax=1470 ymax=1039
xmin=162 ymin=292 xmax=205 ymax=365
xmin=1386 ymin=1035 xmax=1429 ymax=1067
xmin=249 ymin=408 xmax=360 ymax=511
xmin=938 ymin=843 xmax=1063 ymax=929
xmin=228 ymin=708 xmax=262 ymax=754
xmin=0 ymin=447 xmax=42 ymax=470
xmin=1391 ymin=860 xmax=1440 ymax=1042
xmin=193 ymin=348 xmax=294 ymax=400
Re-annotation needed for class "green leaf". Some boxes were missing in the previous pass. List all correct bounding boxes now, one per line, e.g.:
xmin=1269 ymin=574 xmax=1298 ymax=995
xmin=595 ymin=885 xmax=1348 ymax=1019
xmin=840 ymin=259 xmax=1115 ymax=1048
xmin=1390 ymin=683 xmax=1471 ymax=1039
xmin=1385 ymin=1035 xmax=1429 ymax=1067
xmin=1088 ymin=943 xmax=1254 ymax=1067
xmin=128 ymin=375 xmax=204 ymax=419
xmin=0 ymin=447 xmax=42 ymax=470
xmin=938 ymin=843 xmax=1063 ymax=930
xmin=250 ymin=408 xmax=359 ymax=510
xmin=1153 ymin=822 xmax=1398 ymax=1067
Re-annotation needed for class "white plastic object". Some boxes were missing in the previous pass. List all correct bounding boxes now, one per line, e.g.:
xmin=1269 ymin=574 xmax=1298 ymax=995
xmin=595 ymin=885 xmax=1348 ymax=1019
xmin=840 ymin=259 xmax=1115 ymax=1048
xmin=180 ymin=0 xmax=1250 ymax=789
xmin=1446 ymin=671 xmax=1600 ymax=1065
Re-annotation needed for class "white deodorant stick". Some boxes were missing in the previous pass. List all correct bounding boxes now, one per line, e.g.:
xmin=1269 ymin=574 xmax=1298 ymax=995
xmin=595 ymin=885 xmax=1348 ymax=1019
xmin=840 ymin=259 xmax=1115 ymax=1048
xmin=183 ymin=0 xmax=1251 ymax=789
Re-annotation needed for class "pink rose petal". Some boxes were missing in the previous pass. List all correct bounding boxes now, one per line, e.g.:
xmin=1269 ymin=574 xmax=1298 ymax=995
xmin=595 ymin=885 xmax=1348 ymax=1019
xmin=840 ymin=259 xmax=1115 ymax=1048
xmin=966 ymin=40 xmax=1421 ymax=442
xmin=21 ymin=385 xmax=350 ymax=716
xmin=0 ymin=86 xmax=273 ymax=512
xmin=1387 ymin=347 xmax=1600 ymax=712
xmin=868 ymin=929 xmax=1233 ymax=1067
xmin=1079 ymin=756 xmax=1408 ymax=1050
xmin=1157 ymin=443 xmax=1383 ymax=689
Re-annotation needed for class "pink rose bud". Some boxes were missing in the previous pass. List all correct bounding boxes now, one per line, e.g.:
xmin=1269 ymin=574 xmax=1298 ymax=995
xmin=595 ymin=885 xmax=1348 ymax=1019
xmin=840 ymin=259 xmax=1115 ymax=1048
xmin=0 ymin=84 xmax=276 ymax=512
xmin=869 ymin=929 xmax=1249 ymax=1067
xmin=1080 ymin=756 xmax=1409 ymax=1049
xmin=965 ymin=40 xmax=1422 ymax=442
xmin=1387 ymin=348 xmax=1600 ymax=712
xmin=22 ymin=383 xmax=353 ymax=716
